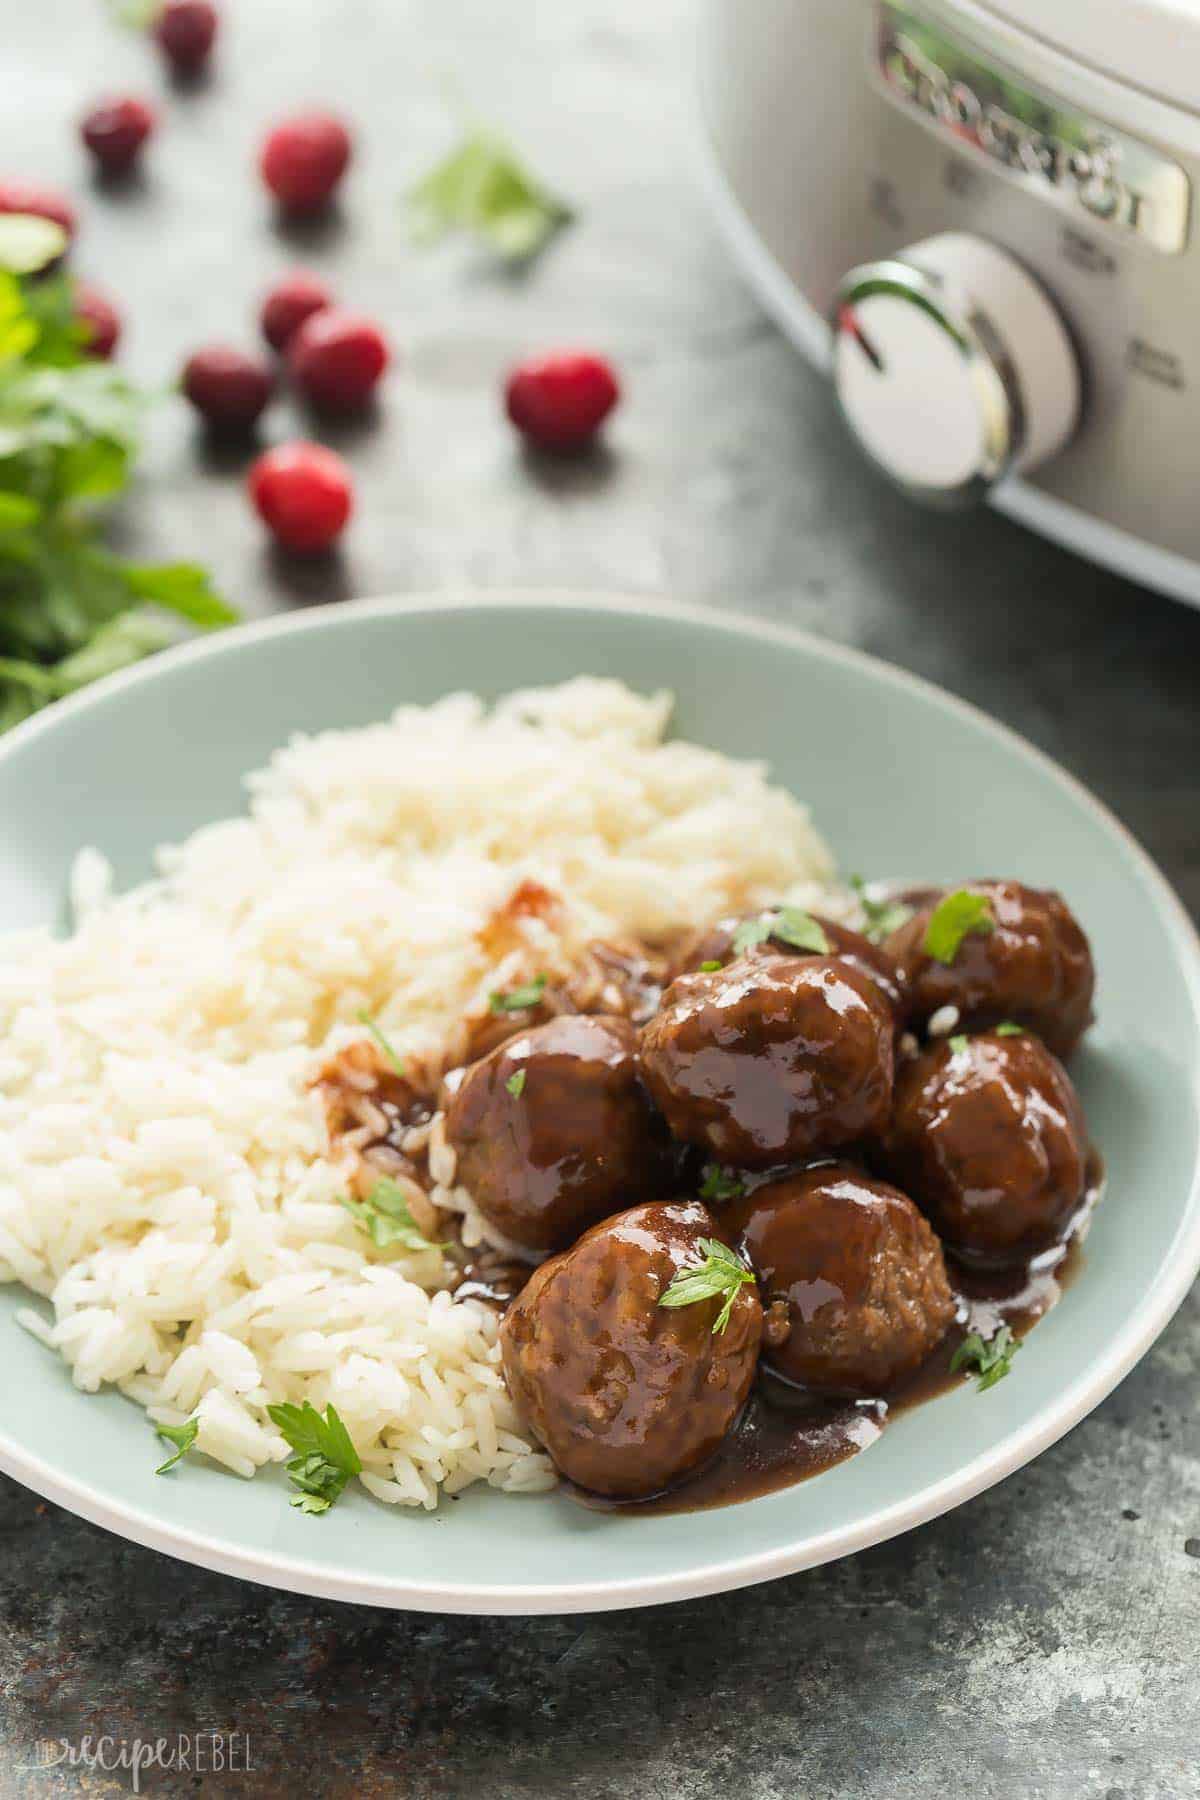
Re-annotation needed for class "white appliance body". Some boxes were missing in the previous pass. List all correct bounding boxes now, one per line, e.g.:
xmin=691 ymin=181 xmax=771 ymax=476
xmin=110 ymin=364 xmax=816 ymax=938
xmin=697 ymin=0 xmax=1200 ymax=605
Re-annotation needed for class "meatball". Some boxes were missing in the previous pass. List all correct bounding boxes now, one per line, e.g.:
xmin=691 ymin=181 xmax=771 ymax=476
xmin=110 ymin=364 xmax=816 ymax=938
xmin=444 ymin=1014 xmax=667 ymax=1254
xmin=639 ymin=956 xmax=895 ymax=1168
xmin=727 ymin=1164 xmax=955 ymax=1397
xmin=500 ymin=1198 xmax=762 ymax=1498
xmin=879 ymin=1030 xmax=1089 ymax=1265
xmin=680 ymin=910 xmax=906 ymax=1020
xmin=885 ymin=879 xmax=1094 ymax=1058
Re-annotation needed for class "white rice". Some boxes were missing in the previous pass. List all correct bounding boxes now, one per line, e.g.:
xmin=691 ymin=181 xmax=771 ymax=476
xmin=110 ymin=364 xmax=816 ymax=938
xmin=0 ymin=679 xmax=838 ymax=1509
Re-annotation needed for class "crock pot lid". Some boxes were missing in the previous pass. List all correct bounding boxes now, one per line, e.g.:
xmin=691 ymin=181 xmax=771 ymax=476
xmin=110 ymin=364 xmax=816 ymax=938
xmin=981 ymin=0 xmax=1199 ymax=115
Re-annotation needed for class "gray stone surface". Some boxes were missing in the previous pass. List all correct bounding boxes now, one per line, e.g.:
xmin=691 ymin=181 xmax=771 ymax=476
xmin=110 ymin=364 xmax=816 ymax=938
xmin=2 ymin=1 xmax=1199 ymax=1794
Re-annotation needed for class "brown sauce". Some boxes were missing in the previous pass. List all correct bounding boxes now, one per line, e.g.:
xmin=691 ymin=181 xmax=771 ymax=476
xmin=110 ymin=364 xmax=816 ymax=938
xmin=572 ymin=1150 xmax=1102 ymax=1515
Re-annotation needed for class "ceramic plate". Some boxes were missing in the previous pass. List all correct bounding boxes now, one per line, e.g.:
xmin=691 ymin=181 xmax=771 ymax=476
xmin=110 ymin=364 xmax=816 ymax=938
xmin=1 ymin=595 xmax=1197 ymax=1614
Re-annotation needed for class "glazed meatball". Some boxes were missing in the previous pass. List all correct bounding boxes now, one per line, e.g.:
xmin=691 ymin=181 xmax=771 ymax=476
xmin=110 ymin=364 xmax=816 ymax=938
xmin=500 ymin=1198 xmax=762 ymax=1498
xmin=640 ymin=956 xmax=895 ymax=1168
xmin=886 ymin=879 xmax=1094 ymax=1058
xmin=680 ymin=910 xmax=906 ymax=1020
xmin=444 ymin=1014 xmax=667 ymax=1254
xmin=727 ymin=1164 xmax=955 ymax=1397
xmin=879 ymin=1030 xmax=1089 ymax=1265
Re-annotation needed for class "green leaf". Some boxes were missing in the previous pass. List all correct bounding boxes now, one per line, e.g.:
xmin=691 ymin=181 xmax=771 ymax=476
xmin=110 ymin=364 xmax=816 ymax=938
xmin=119 ymin=560 xmax=237 ymax=627
xmin=731 ymin=916 xmax=773 ymax=955
xmin=505 ymin=1068 xmax=526 ymax=1098
xmin=267 ymin=1400 xmax=362 ymax=1516
xmin=699 ymin=959 xmax=722 ymax=972
xmin=850 ymin=874 xmax=914 ymax=944
xmin=659 ymin=1237 xmax=755 ymax=1335
xmin=53 ymin=611 xmax=175 ymax=690
xmin=770 ymin=907 xmax=830 ymax=955
xmin=699 ymin=1163 xmax=745 ymax=1203
xmin=154 ymin=1415 xmax=199 ymax=1475
xmin=0 ymin=273 xmax=38 ymax=365
xmin=356 ymin=1008 xmax=405 ymax=1074
xmin=948 ymin=1034 xmax=969 ymax=1055
xmin=489 ymin=974 xmax=547 ymax=1014
xmin=0 ymin=491 xmax=39 ymax=529
xmin=341 ymin=1177 xmax=446 ymax=1255
xmin=0 ymin=215 xmax=69 ymax=277
xmin=407 ymin=128 xmax=573 ymax=262
xmin=950 ymin=1325 xmax=1022 ymax=1392
xmin=922 ymin=889 xmax=995 ymax=965
xmin=995 ymin=1021 xmax=1025 ymax=1037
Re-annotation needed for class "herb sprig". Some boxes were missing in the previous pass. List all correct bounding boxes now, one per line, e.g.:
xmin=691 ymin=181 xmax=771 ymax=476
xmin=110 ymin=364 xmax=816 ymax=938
xmin=489 ymin=974 xmax=546 ymax=1014
xmin=950 ymin=1325 xmax=1022 ymax=1392
xmin=731 ymin=907 xmax=830 ymax=957
xmin=922 ymin=890 xmax=995 ymax=965
xmin=154 ymin=1415 xmax=199 ymax=1475
xmin=699 ymin=1163 xmax=746 ymax=1204
xmin=659 ymin=1238 xmax=756 ymax=1335
xmin=408 ymin=127 xmax=574 ymax=262
xmin=267 ymin=1400 xmax=363 ymax=1515
xmin=850 ymin=874 xmax=913 ymax=944
xmin=341 ymin=1177 xmax=446 ymax=1255
xmin=356 ymin=1008 xmax=405 ymax=1075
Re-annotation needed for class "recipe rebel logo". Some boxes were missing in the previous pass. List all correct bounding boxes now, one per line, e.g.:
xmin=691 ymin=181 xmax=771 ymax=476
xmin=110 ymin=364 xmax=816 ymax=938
xmin=20 ymin=1731 xmax=253 ymax=1789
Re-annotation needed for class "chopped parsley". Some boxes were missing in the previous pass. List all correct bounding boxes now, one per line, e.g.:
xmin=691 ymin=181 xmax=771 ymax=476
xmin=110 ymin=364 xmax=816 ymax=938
xmin=505 ymin=1068 xmax=527 ymax=1098
xmin=950 ymin=1325 xmax=1022 ymax=1392
xmin=356 ymin=1008 xmax=405 ymax=1075
xmin=948 ymin=1034 xmax=969 ymax=1055
xmin=341 ymin=1177 xmax=446 ymax=1255
xmin=699 ymin=959 xmax=722 ymax=973
xmin=731 ymin=916 xmax=773 ymax=955
xmin=699 ymin=1163 xmax=746 ymax=1204
xmin=489 ymin=974 xmax=547 ymax=1014
xmin=922 ymin=889 xmax=995 ymax=965
xmin=850 ymin=875 xmax=914 ymax=944
xmin=407 ymin=127 xmax=574 ymax=262
xmin=267 ymin=1400 xmax=362 ymax=1515
xmin=730 ymin=907 xmax=828 ymax=957
xmin=659 ymin=1238 xmax=756 ymax=1335
xmin=154 ymin=1415 xmax=199 ymax=1475
xmin=995 ymin=1020 xmax=1025 ymax=1037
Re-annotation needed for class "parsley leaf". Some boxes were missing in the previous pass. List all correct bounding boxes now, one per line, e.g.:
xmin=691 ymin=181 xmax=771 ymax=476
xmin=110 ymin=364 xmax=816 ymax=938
xmin=770 ymin=907 xmax=830 ymax=955
xmin=948 ymin=1034 xmax=969 ymax=1055
xmin=408 ymin=127 xmax=574 ymax=262
xmin=699 ymin=1163 xmax=746 ymax=1203
xmin=699 ymin=958 xmax=722 ymax=973
xmin=660 ymin=1238 xmax=756 ymax=1335
xmin=849 ymin=874 xmax=914 ymax=944
xmin=922 ymin=889 xmax=995 ymax=965
xmin=267 ymin=1400 xmax=362 ymax=1515
xmin=950 ymin=1325 xmax=1022 ymax=1392
xmin=356 ymin=1008 xmax=405 ymax=1074
xmin=154 ymin=1415 xmax=199 ymax=1475
xmin=995 ymin=1020 xmax=1025 ymax=1037
xmin=489 ymin=974 xmax=546 ymax=1014
xmin=341 ymin=1177 xmax=446 ymax=1255
xmin=505 ymin=1068 xmax=526 ymax=1098
xmin=731 ymin=916 xmax=773 ymax=955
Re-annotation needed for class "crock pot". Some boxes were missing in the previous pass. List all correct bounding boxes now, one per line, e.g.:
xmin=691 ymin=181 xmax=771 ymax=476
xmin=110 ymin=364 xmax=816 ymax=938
xmin=697 ymin=0 xmax=1200 ymax=604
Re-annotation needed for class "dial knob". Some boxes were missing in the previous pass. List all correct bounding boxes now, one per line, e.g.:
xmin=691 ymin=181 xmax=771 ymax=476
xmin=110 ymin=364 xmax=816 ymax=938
xmin=831 ymin=233 xmax=1080 ymax=506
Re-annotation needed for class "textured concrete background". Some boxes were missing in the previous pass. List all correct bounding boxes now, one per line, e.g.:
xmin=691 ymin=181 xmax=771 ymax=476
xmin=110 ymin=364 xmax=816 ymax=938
xmin=2 ymin=1 xmax=1200 ymax=1793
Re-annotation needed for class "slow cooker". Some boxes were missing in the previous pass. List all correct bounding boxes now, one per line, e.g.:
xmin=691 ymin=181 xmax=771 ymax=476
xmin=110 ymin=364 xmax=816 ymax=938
xmin=697 ymin=0 xmax=1200 ymax=604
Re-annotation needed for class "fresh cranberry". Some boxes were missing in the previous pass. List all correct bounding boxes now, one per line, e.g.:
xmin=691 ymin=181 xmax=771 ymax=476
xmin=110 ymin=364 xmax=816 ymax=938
xmin=260 ymin=271 xmax=334 ymax=353
xmin=183 ymin=345 xmax=274 ymax=431
xmin=0 ymin=182 xmax=77 ymax=243
xmin=248 ymin=442 xmax=352 ymax=552
xmin=288 ymin=309 xmax=388 ymax=411
xmin=154 ymin=0 xmax=218 ymax=72
xmin=259 ymin=114 xmax=351 ymax=214
xmin=504 ymin=351 xmax=620 ymax=451
xmin=80 ymin=98 xmax=156 ymax=177
xmin=75 ymin=285 xmax=121 ymax=359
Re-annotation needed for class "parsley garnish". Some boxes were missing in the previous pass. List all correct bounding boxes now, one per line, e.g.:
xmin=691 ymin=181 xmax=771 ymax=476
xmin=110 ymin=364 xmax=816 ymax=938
xmin=408 ymin=128 xmax=573 ymax=262
xmin=995 ymin=1020 xmax=1025 ymax=1037
xmin=341 ymin=1177 xmax=446 ymax=1254
xmin=950 ymin=1325 xmax=1022 ymax=1392
xmin=267 ymin=1401 xmax=362 ymax=1515
xmin=922 ymin=890 xmax=995 ymax=965
xmin=154 ymin=1415 xmax=199 ymax=1475
xmin=948 ymin=1034 xmax=969 ymax=1055
xmin=489 ymin=975 xmax=547 ymax=1014
xmin=731 ymin=916 xmax=773 ymax=955
xmin=850 ymin=874 xmax=914 ymax=943
xmin=659 ymin=1238 xmax=756 ymax=1335
xmin=356 ymin=1008 xmax=405 ymax=1074
xmin=505 ymin=1068 xmax=526 ymax=1098
xmin=699 ymin=1163 xmax=746 ymax=1203
xmin=0 ymin=267 xmax=233 ymax=732
xmin=699 ymin=958 xmax=722 ymax=973
xmin=731 ymin=907 xmax=829 ymax=957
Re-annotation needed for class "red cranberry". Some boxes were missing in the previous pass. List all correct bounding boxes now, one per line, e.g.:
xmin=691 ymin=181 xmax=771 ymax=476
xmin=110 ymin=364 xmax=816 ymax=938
xmin=288 ymin=309 xmax=388 ymax=411
xmin=248 ymin=442 xmax=352 ymax=552
xmin=260 ymin=271 xmax=334 ymax=353
xmin=259 ymin=113 xmax=351 ymax=214
xmin=80 ymin=98 xmax=156 ymax=177
xmin=75 ymin=285 xmax=121 ymax=359
xmin=154 ymin=0 xmax=218 ymax=72
xmin=183 ymin=345 xmax=274 ymax=431
xmin=0 ymin=182 xmax=77 ymax=243
xmin=504 ymin=351 xmax=620 ymax=451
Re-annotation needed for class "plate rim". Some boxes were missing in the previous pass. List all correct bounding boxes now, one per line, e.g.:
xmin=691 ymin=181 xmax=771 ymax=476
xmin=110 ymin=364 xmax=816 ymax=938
xmin=1 ymin=587 xmax=1198 ymax=1615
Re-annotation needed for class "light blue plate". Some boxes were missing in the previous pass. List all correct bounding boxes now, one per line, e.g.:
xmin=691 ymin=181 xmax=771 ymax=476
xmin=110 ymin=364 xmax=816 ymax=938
xmin=1 ymin=594 xmax=1198 ymax=1614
